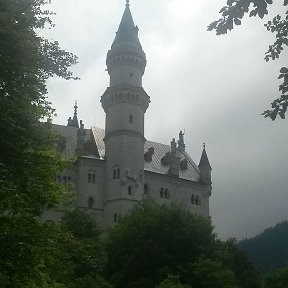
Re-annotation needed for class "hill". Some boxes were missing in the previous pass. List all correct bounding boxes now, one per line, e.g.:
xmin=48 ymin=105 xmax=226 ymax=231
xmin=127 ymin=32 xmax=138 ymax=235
xmin=238 ymin=221 xmax=288 ymax=273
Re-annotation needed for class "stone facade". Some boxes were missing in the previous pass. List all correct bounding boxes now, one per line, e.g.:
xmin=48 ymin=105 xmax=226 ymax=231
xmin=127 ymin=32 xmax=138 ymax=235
xmin=45 ymin=2 xmax=212 ymax=230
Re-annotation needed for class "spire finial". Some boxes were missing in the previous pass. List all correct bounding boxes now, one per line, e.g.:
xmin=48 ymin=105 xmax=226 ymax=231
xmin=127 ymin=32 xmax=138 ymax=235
xmin=126 ymin=0 xmax=130 ymax=7
xmin=203 ymin=142 xmax=206 ymax=149
xmin=74 ymin=100 xmax=78 ymax=115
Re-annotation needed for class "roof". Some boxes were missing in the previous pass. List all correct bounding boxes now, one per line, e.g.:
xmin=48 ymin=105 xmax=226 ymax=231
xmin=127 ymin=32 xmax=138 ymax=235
xmin=111 ymin=3 xmax=142 ymax=48
xmin=199 ymin=148 xmax=212 ymax=170
xmin=53 ymin=124 xmax=200 ymax=182
xmin=91 ymin=127 xmax=200 ymax=182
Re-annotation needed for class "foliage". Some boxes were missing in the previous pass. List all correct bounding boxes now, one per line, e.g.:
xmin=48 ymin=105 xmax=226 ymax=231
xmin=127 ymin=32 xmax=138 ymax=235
xmin=0 ymin=0 xmax=78 ymax=286
xmin=105 ymin=201 xmax=215 ymax=288
xmin=61 ymin=209 xmax=99 ymax=238
xmin=208 ymin=0 xmax=288 ymax=120
xmin=264 ymin=268 xmax=288 ymax=288
xmin=216 ymin=238 xmax=262 ymax=288
xmin=155 ymin=275 xmax=191 ymax=288
xmin=239 ymin=221 xmax=288 ymax=273
xmin=188 ymin=258 xmax=238 ymax=288
xmin=45 ymin=210 xmax=109 ymax=287
xmin=105 ymin=201 xmax=256 ymax=288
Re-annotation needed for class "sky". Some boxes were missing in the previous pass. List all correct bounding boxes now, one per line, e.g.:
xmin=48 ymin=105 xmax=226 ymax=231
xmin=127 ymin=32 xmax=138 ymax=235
xmin=44 ymin=0 xmax=288 ymax=240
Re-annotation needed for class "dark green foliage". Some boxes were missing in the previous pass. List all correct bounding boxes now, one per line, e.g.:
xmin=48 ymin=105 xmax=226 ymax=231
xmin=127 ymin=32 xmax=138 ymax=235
xmin=45 ymin=209 xmax=108 ymax=287
xmin=155 ymin=275 xmax=191 ymax=288
xmin=61 ymin=209 xmax=100 ymax=238
xmin=105 ymin=201 xmax=260 ymax=288
xmin=264 ymin=268 xmax=288 ymax=288
xmin=0 ymin=0 xmax=78 ymax=286
xmin=216 ymin=239 xmax=262 ymax=288
xmin=239 ymin=221 xmax=288 ymax=273
xmin=105 ymin=201 xmax=215 ymax=288
xmin=208 ymin=0 xmax=288 ymax=120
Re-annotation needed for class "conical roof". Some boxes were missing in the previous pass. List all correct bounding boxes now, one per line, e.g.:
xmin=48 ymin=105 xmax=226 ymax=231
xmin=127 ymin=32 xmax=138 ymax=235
xmin=111 ymin=2 xmax=142 ymax=48
xmin=199 ymin=145 xmax=212 ymax=170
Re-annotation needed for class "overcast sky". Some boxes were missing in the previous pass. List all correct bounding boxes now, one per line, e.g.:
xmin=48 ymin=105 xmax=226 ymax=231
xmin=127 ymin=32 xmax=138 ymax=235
xmin=44 ymin=0 xmax=287 ymax=240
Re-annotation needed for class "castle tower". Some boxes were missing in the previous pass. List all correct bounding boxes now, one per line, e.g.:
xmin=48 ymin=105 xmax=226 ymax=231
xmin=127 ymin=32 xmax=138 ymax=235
xmin=101 ymin=1 xmax=150 ymax=227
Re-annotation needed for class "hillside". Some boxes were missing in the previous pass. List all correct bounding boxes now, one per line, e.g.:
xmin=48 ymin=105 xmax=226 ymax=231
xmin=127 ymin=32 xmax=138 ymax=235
xmin=238 ymin=221 xmax=288 ymax=273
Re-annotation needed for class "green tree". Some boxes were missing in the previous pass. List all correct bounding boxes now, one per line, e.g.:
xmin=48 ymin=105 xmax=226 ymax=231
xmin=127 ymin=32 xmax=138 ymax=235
xmin=215 ymin=239 xmax=262 ymax=288
xmin=0 ymin=0 xmax=77 ymax=286
xmin=264 ymin=268 xmax=288 ymax=288
xmin=46 ymin=210 xmax=109 ymax=287
xmin=208 ymin=0 xmax=288 ymax=120
xmin=155 ymin=275 xmax=192 ymax=288
xmin=105 ymin=201 xmax=217 ymax=288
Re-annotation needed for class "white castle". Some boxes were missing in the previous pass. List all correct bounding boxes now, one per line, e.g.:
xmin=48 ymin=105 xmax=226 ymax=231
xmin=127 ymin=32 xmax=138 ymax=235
xmin=44 ymin=1 xmax=212 ymax=230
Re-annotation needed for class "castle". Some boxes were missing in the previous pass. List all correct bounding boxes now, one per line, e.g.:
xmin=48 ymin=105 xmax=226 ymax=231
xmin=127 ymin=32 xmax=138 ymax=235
xmin=44 ymin=1 xmax=212 ymax=230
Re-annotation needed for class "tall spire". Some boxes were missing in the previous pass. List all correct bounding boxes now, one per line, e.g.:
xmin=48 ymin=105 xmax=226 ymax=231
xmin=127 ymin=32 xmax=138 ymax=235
xmin=199 ymin=143 xmax=212 ymax=169
xmin=111 ymin=1 xmax=141 ymax=48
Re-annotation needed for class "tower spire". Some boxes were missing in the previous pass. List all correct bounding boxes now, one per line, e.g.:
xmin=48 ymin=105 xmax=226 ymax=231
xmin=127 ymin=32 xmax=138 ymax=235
xmin=126 ymin=0 xmax=129 ymax=7
xmin=67 ymin=101 xmax=79 ymax=128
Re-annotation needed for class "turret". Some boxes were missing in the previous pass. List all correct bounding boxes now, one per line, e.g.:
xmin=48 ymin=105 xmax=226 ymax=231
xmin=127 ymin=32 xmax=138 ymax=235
xmin=198 ymin=143 xmax=212 ymax=185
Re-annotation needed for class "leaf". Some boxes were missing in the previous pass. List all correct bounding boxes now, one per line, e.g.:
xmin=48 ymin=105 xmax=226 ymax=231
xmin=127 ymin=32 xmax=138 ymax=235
xmin=234 ymin=18 xmax=241 ymax=25
xmin=280 ymin=67 xmax=288 ymax=73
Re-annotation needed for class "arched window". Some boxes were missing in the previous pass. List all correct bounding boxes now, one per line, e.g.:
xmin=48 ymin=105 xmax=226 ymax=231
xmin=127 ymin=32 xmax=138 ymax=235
xmin=129 ymin=115 xmax=133 ymax=123
xmin=117 ymin=168 xmax=120 ymax=179
xmin=88 ymin=173 xmax=92 ymax=183
xmin=88 ymin=197 xmax=94 ymax=209
xmin=191 ymin=194 xmax=195 ymax=204
xmin=128 ymin=186 xmax=132 ymax=195
xmin=113 ymin=169 xmax=117 ymax=179
xmin=144 ymin=183 xmax=149 ymax=195
xmin=164 ymin=188 xmax=169 ymax=199
xmin=114 ymin=213 xmax=118 ymax=223
xmin=160 ymin=187 xmax=164 ymax=198
xmin=92 ymin=173 xmax=96 ymax=183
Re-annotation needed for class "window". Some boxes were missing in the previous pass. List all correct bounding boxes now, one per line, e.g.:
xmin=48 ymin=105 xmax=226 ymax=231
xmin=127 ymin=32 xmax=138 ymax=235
xmin=114 ymin=213 xmax=118 ymax=223
xmin=129 ymin=115 xmax=133 ymax=123
xmin=191 ymin=194 xmax=201 ymax=206
xmin=113 ymin=167 xmax=120 ymax=179
xmin=144 ymin=183 xmax=149 ymax=195
xmin=164 ymin=188 xmax=169 ymax=199
xmin=88 ymin=170 xmax=96 ymax=183
xmin=128 ymin=185 xmax=132 ymax=195
xmin=160 ymin=187 xmax=164 ymax=198
xmin=160 ymin=187 xmax=170 ymax=199
xmin=88 ymin=197 xmax=94 ymax=209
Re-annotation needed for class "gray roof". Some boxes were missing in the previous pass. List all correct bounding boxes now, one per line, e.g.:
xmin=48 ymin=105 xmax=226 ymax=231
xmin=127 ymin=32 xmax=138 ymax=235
xmin=53 ymin=124 xmax=200 ymax=182
xmin=91 ymin=127 xmax=200 ymax=182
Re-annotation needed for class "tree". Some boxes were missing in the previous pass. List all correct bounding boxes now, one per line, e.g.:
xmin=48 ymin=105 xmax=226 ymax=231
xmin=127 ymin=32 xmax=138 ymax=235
xmin=155 ymin=276 xmax=192 ymax=288
xmin=208 ymin=0 xmax=288 ymax=120
xmin=264 ymin=268 xmax=288 ymax=288
xmin=45 ymin=209 xmax=110 ymax=288
xmin=0 ymin=0 xmax=77 ymax=286
xmin=105 ymin=201 xmax=221 ymax=288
